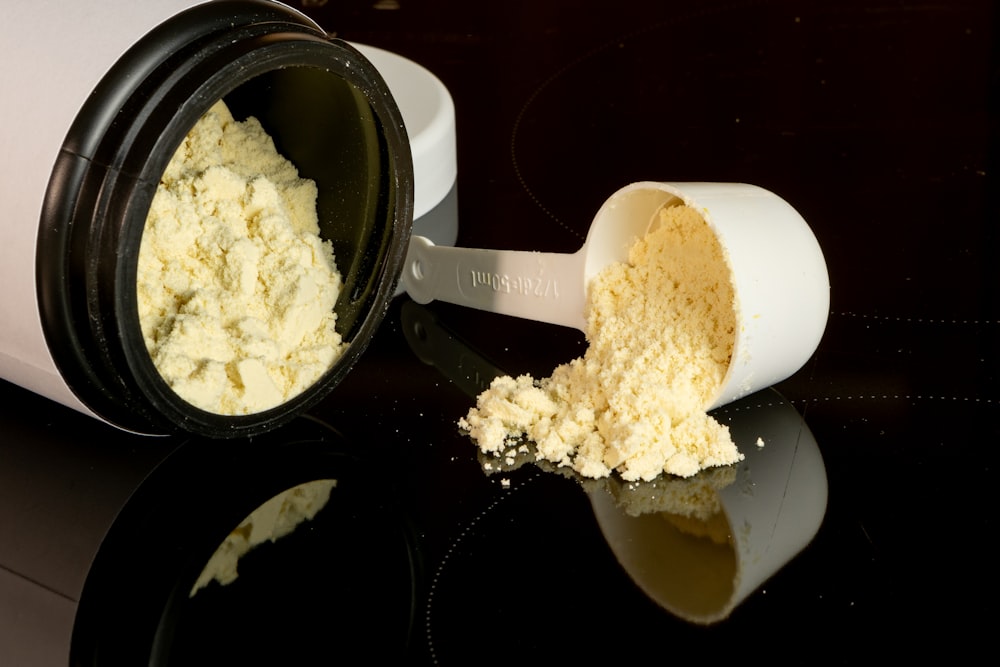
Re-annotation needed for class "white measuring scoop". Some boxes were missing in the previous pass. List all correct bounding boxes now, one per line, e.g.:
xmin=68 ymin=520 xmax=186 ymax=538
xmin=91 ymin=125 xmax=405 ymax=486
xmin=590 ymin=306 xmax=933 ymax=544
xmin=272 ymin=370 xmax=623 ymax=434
xmin=402 ymin=181 xmax=829 ymax=408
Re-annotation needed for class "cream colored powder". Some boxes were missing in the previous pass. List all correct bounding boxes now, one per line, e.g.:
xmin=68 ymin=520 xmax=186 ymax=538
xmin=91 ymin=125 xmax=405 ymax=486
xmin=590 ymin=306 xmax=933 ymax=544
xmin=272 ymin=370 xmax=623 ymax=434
xmin=459 ymin=204 xmax=743 ymax=481
xmin=137 ymin=101 xmax=345 ymax=415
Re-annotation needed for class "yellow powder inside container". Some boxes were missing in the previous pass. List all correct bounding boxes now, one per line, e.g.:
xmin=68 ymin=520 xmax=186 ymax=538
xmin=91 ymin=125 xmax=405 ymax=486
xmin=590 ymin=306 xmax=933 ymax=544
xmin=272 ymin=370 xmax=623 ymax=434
xmin=459 ymin=204 xmax=743 ymax=481
xmin=136 ymin=101 xmax=346 ymax=415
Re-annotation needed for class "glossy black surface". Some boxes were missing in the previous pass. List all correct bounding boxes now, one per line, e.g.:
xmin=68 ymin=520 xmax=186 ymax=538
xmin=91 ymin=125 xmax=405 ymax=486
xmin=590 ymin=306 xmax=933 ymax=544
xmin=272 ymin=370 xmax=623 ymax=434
xmin=2 ymin=0 xmax=996 ymax=663
xmin=309 ymin=1 xmax=997 ymax=657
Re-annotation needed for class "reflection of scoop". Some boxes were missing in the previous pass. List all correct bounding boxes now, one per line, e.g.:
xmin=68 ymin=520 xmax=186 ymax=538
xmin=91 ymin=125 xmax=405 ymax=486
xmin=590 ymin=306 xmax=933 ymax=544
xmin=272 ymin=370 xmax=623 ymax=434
xmin=403 ymin=182 xmax=829 ymax=409
xmin=402 ymin=299 xmax=505 ymax=400
xmin=402 ymin=300 xmax=826 ymax=623
xmin=589 ymin=388 xmax=828 ymax=625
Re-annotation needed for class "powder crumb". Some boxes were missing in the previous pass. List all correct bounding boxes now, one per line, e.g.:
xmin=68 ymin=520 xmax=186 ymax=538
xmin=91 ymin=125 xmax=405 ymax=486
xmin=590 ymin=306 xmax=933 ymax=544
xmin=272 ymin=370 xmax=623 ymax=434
xmin=459 ymin=204 xmax=744 ymax=481
xmin=756 ymin=436 xmax=766 ymax=448
xmin=137 ymin=100 xmax=345 ymax=415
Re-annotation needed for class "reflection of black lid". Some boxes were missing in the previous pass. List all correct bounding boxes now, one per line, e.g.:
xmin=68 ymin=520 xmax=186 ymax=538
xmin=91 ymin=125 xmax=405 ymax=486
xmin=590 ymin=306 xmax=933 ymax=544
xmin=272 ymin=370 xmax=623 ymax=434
xmin=70 ymin=416 xmax=420 ymax=665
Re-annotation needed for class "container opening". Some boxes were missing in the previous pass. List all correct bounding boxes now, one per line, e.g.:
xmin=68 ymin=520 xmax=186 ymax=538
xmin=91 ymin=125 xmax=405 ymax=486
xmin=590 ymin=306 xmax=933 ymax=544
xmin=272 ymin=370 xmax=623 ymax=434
xmin=131 ymin=58 xmax=409 ymax=424
xmin=223 ymin=65 xmax=398 ymax=342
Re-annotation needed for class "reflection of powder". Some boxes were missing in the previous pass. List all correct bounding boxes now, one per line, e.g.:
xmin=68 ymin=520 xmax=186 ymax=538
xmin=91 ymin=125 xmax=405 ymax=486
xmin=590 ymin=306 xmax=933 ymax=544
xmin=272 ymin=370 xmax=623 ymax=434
xmin=606 ymin=465 xmax=736 ymax=520
xmin=137 ymin=101 xmax=345 ymax=415
xmin=460 ymin=204 xmax=743 ymax=481
xmin=190 ymin=479 xmax=337 ymax=597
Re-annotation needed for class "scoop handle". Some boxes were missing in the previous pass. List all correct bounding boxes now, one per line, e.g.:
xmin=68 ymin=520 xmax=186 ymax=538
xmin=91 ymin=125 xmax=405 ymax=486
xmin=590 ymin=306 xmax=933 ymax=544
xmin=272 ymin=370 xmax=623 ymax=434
xmin=402 ymin=236 xmax=587 ymax=331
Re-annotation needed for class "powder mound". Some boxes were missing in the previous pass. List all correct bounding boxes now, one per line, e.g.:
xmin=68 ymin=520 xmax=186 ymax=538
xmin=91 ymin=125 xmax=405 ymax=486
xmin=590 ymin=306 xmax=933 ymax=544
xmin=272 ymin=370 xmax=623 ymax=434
xmin=459 ymin=204 xmax=743 ymax=481
xmin=137 ymin=101 xmax=346 ymax=415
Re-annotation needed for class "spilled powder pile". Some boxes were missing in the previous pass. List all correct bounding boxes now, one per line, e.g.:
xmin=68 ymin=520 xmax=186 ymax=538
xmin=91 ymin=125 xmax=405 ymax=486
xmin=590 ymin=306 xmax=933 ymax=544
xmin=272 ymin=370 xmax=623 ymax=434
xmin=137 ymin=101 xmax=345 ymax=415
xmin=459 ymin=204 xmax=743 ymax=481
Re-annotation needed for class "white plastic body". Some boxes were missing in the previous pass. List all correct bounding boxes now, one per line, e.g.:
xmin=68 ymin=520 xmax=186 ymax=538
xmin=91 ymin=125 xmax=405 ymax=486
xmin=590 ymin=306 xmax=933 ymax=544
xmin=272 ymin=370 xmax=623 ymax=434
xmin=353 ymin=43 xmax=459 ymax=299
xmin=352 ymin=43 xmax=457 ymax=223
xmin=403 ymin=181 xmax=830 ymax=409
xmin=405 ymin=237 xmax=590 ymax=330
xmin=0 ymin=0 xmax=204 ymax=418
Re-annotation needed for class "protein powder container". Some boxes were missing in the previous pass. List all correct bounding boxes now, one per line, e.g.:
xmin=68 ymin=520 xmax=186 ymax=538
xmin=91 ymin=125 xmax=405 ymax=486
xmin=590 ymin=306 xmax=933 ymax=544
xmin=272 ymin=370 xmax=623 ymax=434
xmin=0 ymin=0 xmax=415 ymax=437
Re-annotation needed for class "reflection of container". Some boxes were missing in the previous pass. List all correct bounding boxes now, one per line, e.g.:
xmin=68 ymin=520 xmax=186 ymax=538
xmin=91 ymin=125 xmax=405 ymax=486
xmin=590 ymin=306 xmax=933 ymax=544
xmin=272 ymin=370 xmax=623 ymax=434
xmin=0 ymin=1 xmax=413 ymax=437
xmin=0 ymin=386 xmax=419 ymax=665
xmin=590 ymin=389 xmax=829 ymax=624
